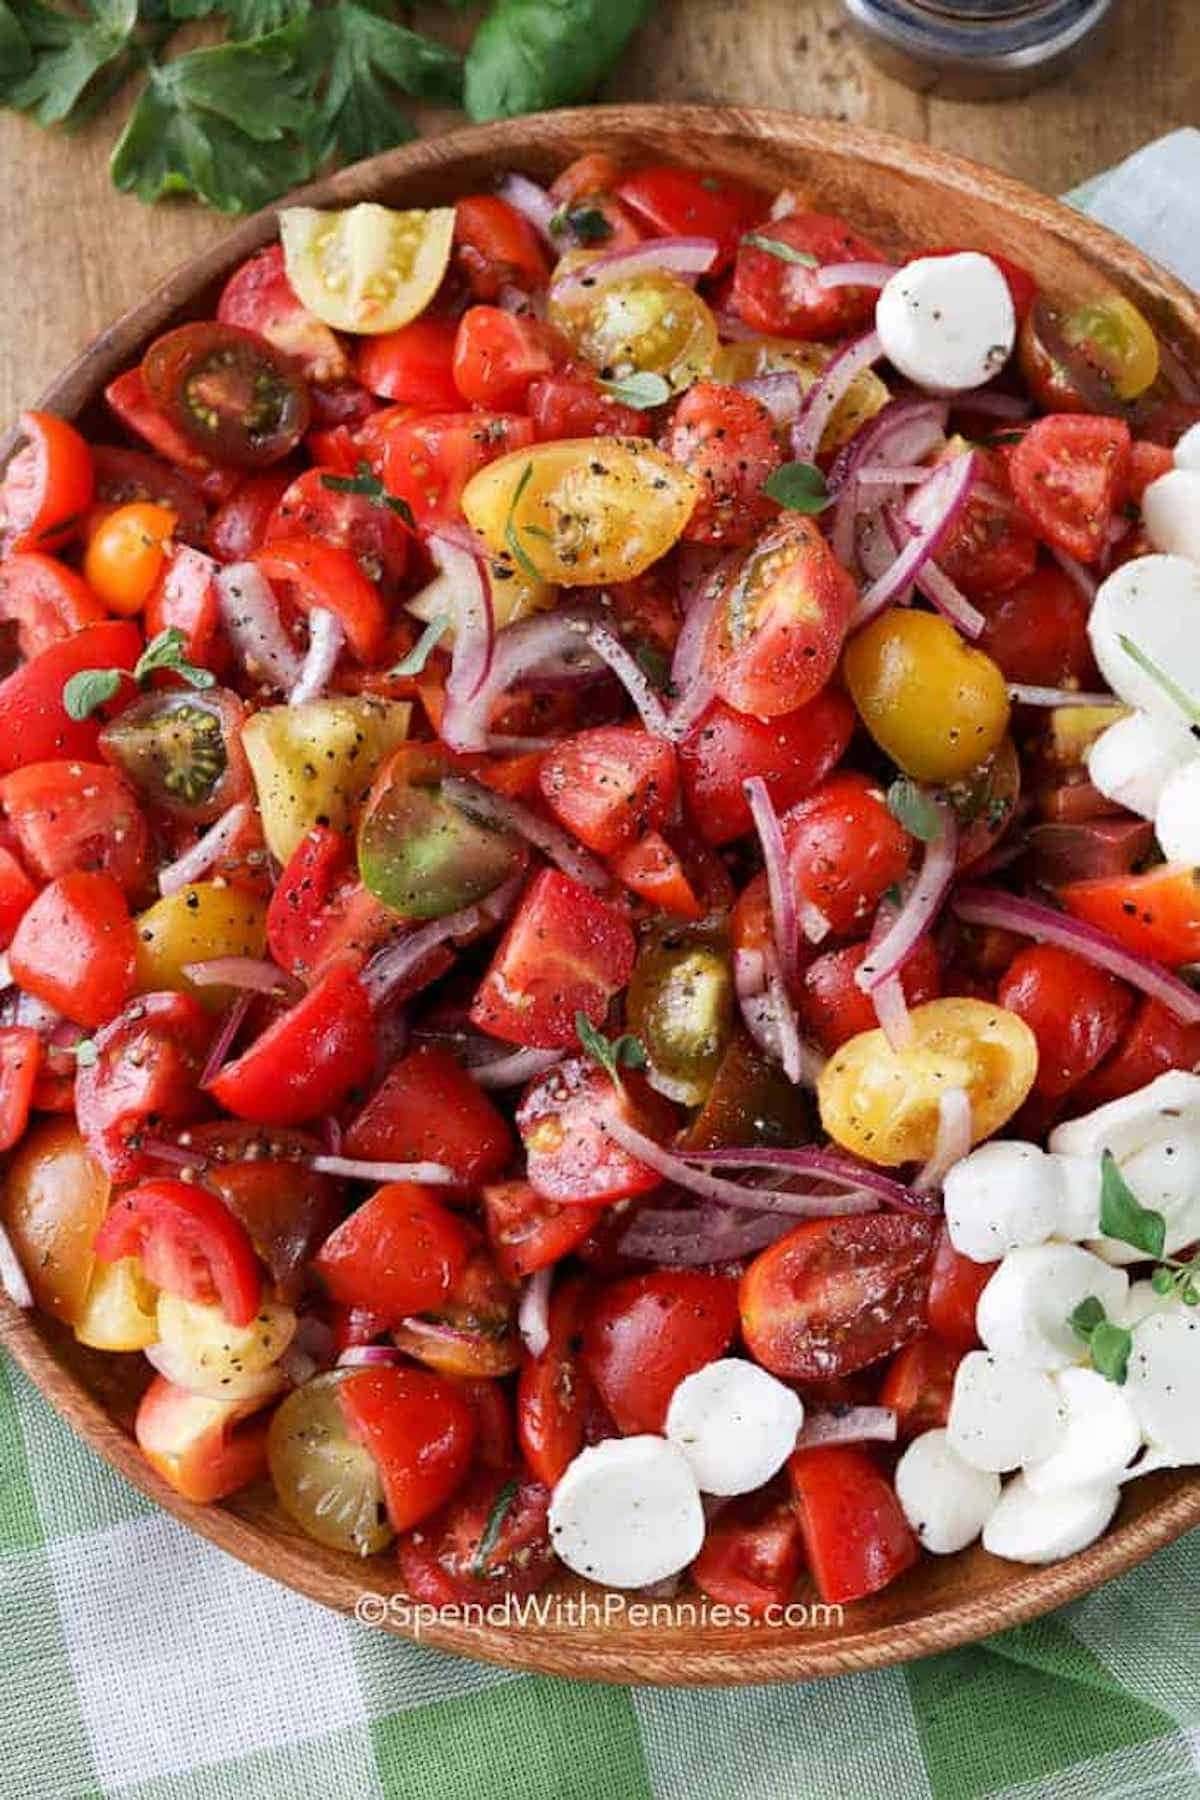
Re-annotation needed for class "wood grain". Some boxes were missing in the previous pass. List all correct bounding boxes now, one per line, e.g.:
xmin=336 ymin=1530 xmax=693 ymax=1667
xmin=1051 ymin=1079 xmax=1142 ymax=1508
xmin=4 ymin=102 xmax=1199 ymax=1686
xmin=0 ymin=0 xmax=1197 ymax=421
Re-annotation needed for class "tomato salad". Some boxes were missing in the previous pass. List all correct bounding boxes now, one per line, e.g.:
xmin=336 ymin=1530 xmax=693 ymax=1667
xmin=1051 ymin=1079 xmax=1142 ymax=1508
xmin=2 ymin=155 xmax=1200 ymax=1611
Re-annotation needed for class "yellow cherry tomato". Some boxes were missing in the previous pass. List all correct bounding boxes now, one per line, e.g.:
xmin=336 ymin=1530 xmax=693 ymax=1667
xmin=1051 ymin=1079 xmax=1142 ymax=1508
xmin=241 ymin=695 xmax=411 ymax=864
xmin=408 ymin=550 xmax=555 ymax=640
xmin=711 ymin=336 xmax=891 ymax=451
xmin=83 ymin=502 xmax=177 ymax=615
xmin=462 ymin=438 xmax=700 ymax=587
xmin=818 ymin=997 xmax=1038 ymax=1167
xmin=134 ymin=881 xmax=268 ymax=1012
xmin=549 ymin=271 xmax=717 ymax=395
xmin=154 ymin=1292 xmax=295 ymax=1401
xmin=74 ymin=1255 xmax=158 ymax=1352
xmin=1062 ymin=295 xmax=1160 ymax=402
xmin=279 ymin=204 xmax=455 ymax=335
xmin=0 ymin=1120 xmax=110 ymax=1326
xmin=843 ymin=608 xmax=1011 ymax=784
xmin=268 ymin=1371 xmax=394 ymax=1556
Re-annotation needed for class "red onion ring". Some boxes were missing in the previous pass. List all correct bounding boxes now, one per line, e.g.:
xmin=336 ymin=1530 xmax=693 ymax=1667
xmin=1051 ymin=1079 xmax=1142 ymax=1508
xmin=915 ymin=1087 xmax=973 ymax=1193
xmin=441 ymin=776 xmax=610 ymax=892
xmin=518 ymin=1267 xmax=552 ymax=1357
xmin=182 ymin=957 xmax=300 ymax=997
xmin=618 ymin=1205 xmax=796 ymax=1265
xmin=495 ymin=172 xmax=559 ymax=246
xmin=1048 ymin=545 xmax=1098 ymax=602
xmin=199 ymin=992 xmax=252 ymax=1088
xmin=551 ymin=235 xmax=720 ymax=302
xmin=473 ymin=1047 xmax=566 ymax=1089
xmin=815 ymin=262 xmax=896 ymax=290
xmin=580 ymin=619 xmax=671 ymax=737
xmin=795 ymin=1406 xmax=898 ymax=1448
xmin=678 ymin=1144 xmax=935 ymax=1215
xmin=914 ymin=557 xmax=986 ymax=640
xmin=743 ymin=777 xmax=799 ymax=990
xmin=158 ymin=801 xmax=251 ymax=897
xmin=310 ymin=1155 xmax=455 ymax=1184
xmin=850 ymin=450 xmax=977 ymax=630
xmin=790 ymin=330 xmax=884 ymax=466
xmin=216 ymin=562 xmax=303 ymax=691
xmin=361 ymin=873 xmax=525 ymax=1008
xmin=1008 ymin=684 xmax=1113 ymax=707
xmin=735 ymin=371 xmax=805 ymax=424
xmin=865 ymin=893 xmax=912 ymax=1050
xmin=289 ymin=607 xmax=343 ymax=705
xmin=601 ymin=1113 xmax=877 ymax=1218
xmin=856 ymin=798 xmax=958 ymax=991
xmin=735 ymin=948 xmax=824 ymax=1088
xmin=441 ymin=608 xmax=601 ymax=753
xmin=337 ymin=1346 xmax=405 ymax=1368
xmin=827 ymin=397 xmax=948 ymax=571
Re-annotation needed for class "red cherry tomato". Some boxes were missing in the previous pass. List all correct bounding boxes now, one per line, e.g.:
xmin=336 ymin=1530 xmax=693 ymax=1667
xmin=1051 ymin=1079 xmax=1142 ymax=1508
xmin=935 ymin=449 xmax=1037 ymax=601
xmin=359 ymin=409 xmax=534 ymax=526
xmin=0 ymin=1026 xmax=39 ymax=1152
xmin=452 ymin=307 xmax=564 ymax=410
xmin=731 ymin=212 xmax=887 ymax=340
xmin=0 ymin=761 xmax=150 ymax=900
xmin=10 ymin=871 xmax=136 ymax=1029
xmin=483 ymin=1180 xmax=603 ymax=1282
xmin=998 ymin=944 xmax=1132 ymax=1098
xmin=528 ymin=374 xmax=648 ymax=442
xmin=208 ymin=960 xmax=375 ymax=1125
xmin=1075 ymin=997 xmax=1200 ymax=1112
xmin=678 ymin=690 xmax=855 ymax=847
xmin=1008 ymin=414 xmax=1132 ymax=564
xmin=75 ymin=990 xmax=212 ymax=1180
xmin=338 ymin=1362 xmax=476 ymax=1533
xmin=217 ymin=244 xmax=349 ymax=386
xmin=691 ymin=1493 xmax=805 ymax=1617
xmin=208 ymin=473 xmax=294 ymax=564
xmin=398 ymin=1467 xmax=555 ymax=1602
xmin=144 ymin=546 xmax=224 ymax=669
xmin=977 ymin=561 xmax=1097 ymax=689
xmin=516 ymin=1055 xmax=675 ymax=1205
xmin=609 ymin=831 xmax=703 ymax=920
xmin=92 ymin=445 xmax=209 ymax=549
xmin=797 ymin=938 xmax=941 ymax=1055
xmin=0 ymin=552 xmax=106 ymax=658
xmin=454 ymin=195 xmax=552 ymax=300
xmin=0 ymin=846 xmax=36 ymax=949
xmin=266 ymin=826 xmax=389 ymax=979
xmin=926 ymin=1224 xmax=994 ymax=1351
xmin=343 ymin=1045 xmax=512 ymax=1189
xmin=313 ymin=1181 xmax=472 ymax=1325
xmin=879 ymin=1332 xmax=963 ymax=1439
xmin=0 ymin=620 xmax=141 ymax=775
xmin=264 ymin=468 xmax=411 ymax=590
xmin=582 ymin=1270 xmax=739 ymax=1434
xmin=538 ymin=726 xmax=679 ymax=858
xmin=357 ymin=317 xmax=460 ymax=410
xmin=763 ymin=771 xmax=913 ymax=939
xmin=253 ymin=536 xmax=385 ymax=665
xmin=659 ymin=382 xmax=781 ymax=545
xmin=0 ymin=411 xmax=94 ymax=555
xmin=516 ymin=1274 xmax=597 ymax=1486
xmin=549 ymin=155 xmax=643 ymax=250
xmin=1058 ymin=865 xmax=1200 ymax=969
xmin=740 ymin=1214 xmax=937 ymax=1380
xmin=702 ymin=515 xmax=855 ymax=719
xmin=789 ymin=1445 xmax=919 ymax=1605
xmin=616 ymin=164 xmax=767 ymax=272
xmin=95 ymin=1177 xmax=263 ymax=1327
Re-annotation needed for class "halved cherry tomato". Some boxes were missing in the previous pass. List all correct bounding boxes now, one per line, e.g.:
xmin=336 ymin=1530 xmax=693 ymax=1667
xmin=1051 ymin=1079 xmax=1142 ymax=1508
xmin=516 ymin=1274 xmax=596 ymax=1485
xmin=74 ymin=990 xmax=211 ymax=1179
xmin=1075 ymin=997 xmax=1200 ymax=1112
xmin=731 ymin=212 xmax=887 ymax=341
xmin=96 ymin=1177 xmax=262 ymax=1326
xmin=925 ymin=1224 xmax=994 ymax=1351
xmin=0 ymin=1026 xmax=39 ymax=1151
xmin=0 ymin=619 xmax=140 ymax=775
xmin=617 ymin=164 xmax=766 ymax=272
xmin=469 ymin=870 xmax=636 ymax=1049
xmin=10 ymin=871 xmax=136 ymax=1029
xmin=1126 ymin=439 xmax=1174 ymax=505
xmin=1008 ymin=414 xmax=1131 ymax=564
xmin=136 ymin=1375 xmax=272 ymax=1503
xmin=978 ymin=562 xmax=1098 ymax=688
xmin=83 ymin=502 xmax=177 ymax=615
xmin=0 ymin=761 xmax=151 ymax=899
xmin=679 ymin=690 xmax=855 ymax=847
xmin=253 ymin=536 xmax=385 ymax=664
xmin=1058 ymin=865 xmax=1200 ymax=968
xmin=92 ymin=445 xmax=209 ymax=547
xmin=217 ymin=244 xmax=349 ymax=385
xmin=454 ymin=195 xmax=552 ymax=300
xmin=483 ymin=1180 xmax=603 ymax=1281
xmin=528 ymin=374 xmax=648 ymax=442
xmin=660 ymin=381 xmax=781 ymax=546
xmin=610 ymin=831 xmax=703 ymax=920
xmin=702 ymin=514 xmax=855 ymax=719
xmin=266 ymin=825 xmax=355 ymax=976
xmin=538 ymin=726 xmax=679 ymax=858
xmin=0 ymin=411 xmax=94 ymax=555
xmin=144 ymin=546 xmax=224 ymax=669
xmin=391 ymin=1235 xmax=520 ymax=1380
xmin=356 ymin=317 xmax=459 ymax=410
xmin=398 ymin=1467 xmax=555 ymax=1602
xmin=105 ymin=369 xmax=238 ymax=500
xmin=208 ymin=959 xmax=375 ymax=1125
xmin=683 ymin=1025 xmax=813 ymax=1151
xmin=740 ymin=1214 xmax=937 ymax=1380
xmin=142 ymin=323 xmax=310 ymax=469
xmin=997 ymin=944 xmax=1132 ymax=1098
xmin=0 ymin=552 xmax=106 ymax=658
xmin=746 ymin=771 xmax=912 ymax=940
xmin=184 ymin=1121 xmax=338 ymax=1303
xmin=691 ymin=1493 xmax=805 ymax=1616
xmin=100 ymin=687 xmax=250 ymax=825
xmin=208 ymin=473 xmax=294 ymax=564
xmin=798 ymin=938 xmax=941 ymax=1055
xmin=548 ymin=154 xmax=643 ymax=250
xmin=359 ymin=408 xmax=534 ymax=525
xmin=516 ymin=1054 xmax=673 ymax=1206
xmin=1019 ymin=295 xmax=1159 ymax=412
xmin=582 ymin=1270 xmax=738 ymax=1436
xmin=338 ymin=1362 xmax=476 ymax=1532
xmin=0 ymin=846 xmax=36 ymax=948
xmin=789 ymin=1445 xmax=919 ymax=1605
xmin=935 ymin=447 xmax=1037 ymax=600
xmin=313 ymin=1181 xmax=471 ymax=1325
xmin=879 ymin=1332 xmax=962 ymax=1439
xmin=453 ymin=308 xmax=564 ymax=410
xmin=453 ymin=1376 xmax=514 ymax=1470
xmin=343 ymin=1045 xmax=512 ymax=1188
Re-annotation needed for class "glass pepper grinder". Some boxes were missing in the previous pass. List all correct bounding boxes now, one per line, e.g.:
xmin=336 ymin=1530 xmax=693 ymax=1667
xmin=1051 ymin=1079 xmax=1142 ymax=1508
xmin=841 ymin=0 xmax=1118 ymax=100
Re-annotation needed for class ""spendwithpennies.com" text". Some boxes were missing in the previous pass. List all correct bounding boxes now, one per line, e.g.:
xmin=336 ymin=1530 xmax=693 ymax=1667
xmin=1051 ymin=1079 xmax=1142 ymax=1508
xmin=353 ymin=1592 xmax=845 ymax=1634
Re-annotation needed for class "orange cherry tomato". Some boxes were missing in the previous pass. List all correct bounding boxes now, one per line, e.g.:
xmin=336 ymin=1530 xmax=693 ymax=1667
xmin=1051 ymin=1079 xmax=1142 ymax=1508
xmin=84 ymin=501 xmax=177 ymax=615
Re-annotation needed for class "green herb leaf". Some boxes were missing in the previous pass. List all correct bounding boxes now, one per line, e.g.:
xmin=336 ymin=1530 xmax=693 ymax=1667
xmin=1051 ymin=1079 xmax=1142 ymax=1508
xmin=503 ymin=461 xmax=544 ymax=584
xmin=886 ymin=778 xmax=944 ymax=844
xmin=134 ymin=626 xmax=217 ymax=691
xmin=1070 ymin=1294 xmax=1132 ymax=1385
xmin=741 ymin=231 xmax=818 ymax=268
xmin=166 ymin=0 xmax=309 ymax=42
xmin=1118 ymin=633 xmax=1200 ymax=735
xmin=550 ymin=203 xmax=612 ymax=245
xmin=463 ymin=0 xmax=652 ymax=121
xmin=762 ymin=460 xmax=831 ymax=515
xmin=633 ymin=641 xmax=670 ymax=690
xmin=320 ymin=464 xmax=415 ymax=527
xmin=391 ymin=614 xmax=450 ymax=678
xmin=301 ymin=1 xmax=461 ymax=167
xmin=0 ymin=0 xmax=137 ymax=126
xmin=62 ymin=667 xmax=122 ymax=722
xmin=600 ymin=370 xmax=672 ymax=410
xmin=1099 ymin=1149 xmax=1167 ymax=1259
xmin=575 ymin=1012 xmax=647 ymax=1084
xmin=472 ymin=1476 xmax=518 ymax=1576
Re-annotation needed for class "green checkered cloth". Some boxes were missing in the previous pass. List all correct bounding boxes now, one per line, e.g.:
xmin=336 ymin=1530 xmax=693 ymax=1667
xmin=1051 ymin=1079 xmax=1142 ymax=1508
xmin=6 ymin=136 xmax=1200 ymax=1800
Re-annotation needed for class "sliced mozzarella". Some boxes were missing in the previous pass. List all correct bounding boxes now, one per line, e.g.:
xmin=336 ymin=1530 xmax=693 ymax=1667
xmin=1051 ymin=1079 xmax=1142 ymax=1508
xmin=895 ymin=1428 xmax=1001 ymax=1553
xmin=976 ymin=1244 xmax=1128 ymax=1371
xmin=548 ymin=1437 xmax=705 ymax=1588
xmin=1087 ymin=710 xmax=1194 ymax=822
xmin=1118 ymin=1278 xmax=1173 ymax=1330
xmin=875 ymin=253 xmax=1015 ymax=394
xmin=665 ymin=1359 xmax=803 ymax=1495
xmin=1174 ymin=423 xmax=1200 ymax=471
xmin=1155 ymin=758 xmax=1200 ymax=864
xmin=1049 ymin=1070 xmax=1200 ymax=1164
xmin=1125 ymin=1308 xmax=1200 ymax=1466
xmin=946 ymin=1351 xmax=1066 ymax=1472
xmin=1048 ymin=1152 xmax=1103 ymax=1241
xmin=943 ymin=1141 xmax=1062 ymax=1263
xmin=1022 ymin=1366 xmax=1140 ymax=1495
xmin=982 ymin=1473 xmax=1119 ymax=1564
xmin=1089 ymin=1130 xmax=1200 ymax=1267
xmin=1087 ymin=555 xmax=1200 ymax=725
xmin=1141 ymin=469 xmax=1200 ymax=564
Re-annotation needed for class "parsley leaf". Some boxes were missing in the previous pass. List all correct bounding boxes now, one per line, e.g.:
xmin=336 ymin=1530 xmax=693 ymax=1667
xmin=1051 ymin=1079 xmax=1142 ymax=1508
xmin=600 ymin=370 xmax=672 ymax=409
xmin=633 ymin=641 xmax=670 ymax=690
xmin=1118 ymin=633 xmax=1200 ymax=736
xmin=63 ymin=626 xmax=214 ymax=721
xmin=320 ymin=463 xmax=415 ymax=527
xmin=391 ymin=614 xmax=449 ymax=677
xmin=763 ymin=460 xmax=831 ymax=514
xmin=550 ymin=202 xmax=612 ymax=245
xmin=1098 ymin=1149 xmax=1166 ymax=1259
xmin=1070 ymin=1295 xmax=1132 ymax=1385
xmin=464 ymin=0 xmax=652 ymax=121
xmin=165 ymin=0 xmax=309 ymax=40
xmin=63 ymin=667 xmax=122 ymax=722
xmin=741 ymin=231 xmax=818 ymax=267
xmin=302 ymin=0 xmax=461 ymax=167
xmin=0 ymin=0 xmax=137 ymax=126
xmin=472 ymin=1476 xmax=518 ymax=1576
xmin=503 ymin=462 xmax=544 ymax=584
xmin=575 ymin=1012 xmax=647 ymax=1084
xmin=886 ymin=778 xmax=944 ymax=844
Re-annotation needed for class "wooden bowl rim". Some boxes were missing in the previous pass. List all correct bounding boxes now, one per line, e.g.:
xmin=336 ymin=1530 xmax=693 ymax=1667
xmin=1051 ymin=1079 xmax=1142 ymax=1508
xmin=5 ymin=103 xmax=1200 ymax=1687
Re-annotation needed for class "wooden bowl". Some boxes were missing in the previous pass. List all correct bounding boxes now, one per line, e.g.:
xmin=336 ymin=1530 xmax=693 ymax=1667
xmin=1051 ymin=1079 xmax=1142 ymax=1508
xmin=3 ymin=105 xmax=1199 ymax=1688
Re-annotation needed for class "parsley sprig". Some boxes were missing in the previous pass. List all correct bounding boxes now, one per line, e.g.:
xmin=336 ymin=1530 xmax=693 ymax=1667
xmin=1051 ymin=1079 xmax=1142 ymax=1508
xmin=320 ymin=463 xmax=415 ymax=529
xmin=575 ymin=1012 xmax=647 ymax=1085
xmin=63 ymin=626 xmax=215 ymax=722
xmin=886 ymin=778 xmax=944 ymax=844
xmin=741 ymin=232 xmax=818 ymax=268
xmin=763 ymin=461 xmax=832 ymax=515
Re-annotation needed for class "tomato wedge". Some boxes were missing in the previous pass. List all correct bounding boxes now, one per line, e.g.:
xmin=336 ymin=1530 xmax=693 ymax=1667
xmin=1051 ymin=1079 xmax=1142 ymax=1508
xmin=343 ymin=1045 xmax=512 ymax=1189
xmin=338 ymin=1362 xmax=475 ymax=1533
xmin=582 ymin=1270 xmax=739 ymax=1434
xmin=10 ymin=872 xmax=137 ymax=1030
xmin=207 ymin=960 xmax=375 ymax=1125
xmin=1008 ymin=414 xmax=1131 ymax=564
xmin=313 ymin=1181 xmax=472 ymax=1325
xmin=254 ymin=536 xmax=386 ymax=664
xmin=95 ymin=1177 xmax=263 ymax=1327
xmin=1058 ymin=865 xmax=1200 ymax=968
xmin=691 ymin=1494 xmax=805 ymax=1617
xmin=789 ymin=1445 xmax=919 ymax=1605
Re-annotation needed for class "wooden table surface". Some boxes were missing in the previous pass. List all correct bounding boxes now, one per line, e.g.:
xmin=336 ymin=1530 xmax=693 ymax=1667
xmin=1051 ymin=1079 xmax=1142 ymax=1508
xmin=1 ymin=0 xmax=1195 ymax=422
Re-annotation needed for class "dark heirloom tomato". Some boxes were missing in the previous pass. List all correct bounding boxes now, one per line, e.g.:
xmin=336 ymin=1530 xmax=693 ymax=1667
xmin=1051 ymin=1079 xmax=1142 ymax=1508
xmin=538 ymin=726 xmax=679 ymax=858
xmin=359 ymin=408 xmax=534 ymax=526
xmin=702 ymin=514 xmax=855 ymax=720
xmin=517 ymin=1275 xmax=596 ymax=1486
xmin=679 ymin=691 xmax=855 ymax=848
xmin=925 ymin=1224 xmax=994 ymax=1350
xmin=106 ymin=369 xmax=239 ymax=500
xmin=617 ymin=164 xmax=766 ymax=272
xmin=660 ymin=381 xmax=781 ymax=546
xmin=0 ymin=761 xmax=150 ymax=900
xmin=730 ymin=212 xmax=887 ymax=340
xmin=978 ymin=563 xmax=1098 ymax=688
xmin=208 ymin=472 xmax=294 ymax=564
xmin=0 ymin=620 xmax=141 ymax=775
xmin=998 ymin=944 xmax=1132 ymax=1098
xmin=454 ymin=194 xmax=552 ymax=299
xmin=315 ymin=1181 xmax=470 ymax=1324
xmin=684 ymin=1026 xmax=813 ymax=1151
xmin=1058 ymin=865 xmax=1200 ymax=968
xmin=528 ymin=374 xmax=649 ymax=442
xmin=0 ymin=552 xmax=106 ymax=658
xmin=1019 ymin=295 xmax=1159 ymax=414
xmin=789 ymin=1445 xmax=919 ymax=1606
xmin=582 ymin=1270 xmax=739 ymax=1435
xmin=358 ymin=745 xmax=527 ymax=921
xmin=798 ymin=939 xmax=941 ymax=1056
xmin=264 ymin=468 xmax=411 ymax=588
xmin=184 ymin=1122 xmax=338 ymax=1302
xmin=254 ymin=536 xmax=385 ymax=664
xmin=92 ymin=445 xmax=209 ymax=547
xmin=1008 ymin=414 xmax=1131 ymax=564
xmin=10 ymin=872 xmax=136 ymax=1029
xmin=95 ymin=1177 xmax=263 ymax=1327
xmin=1076 ymin=997 xmax=1200 ymax=1112
xmin=207 ymin=960 xmax=375 ymax=1125
xmin=338 ymin=1362 xmax=476 ymax=1533
xmin=452 ymin=307 xmax=564 ymax=410
xmin=691 ymin=1493 xmax=805 ymax=1617
xmin=740 ymin=1214 xmax=937 ymax=1380
xmin=100 ymin=688 xmax=250 ymax=825
xmin=0 ymin=411 xmax=94 ymax=555
xmin=469 ymin=870 xmax=636 ymax=1049
xmin=217 ymin=244 xmax=348 ymax=386
xmin=75 ymin=990 xmax=211 ymax=1179
xmin=142 ymin=323 xmax=311 ymax=469
xmin=483 ymin=1180 xmax=603 ymax=1280
xmin=517 ymin=1055 xmax=675 ymax=1205
xmin=879 ymin=1333 xmax=963 ymax=1439
xmin=399 ymin=1468 xmax=555 ymax=1603
xmin=343 ymin=1045 xmax=513 ymax=1189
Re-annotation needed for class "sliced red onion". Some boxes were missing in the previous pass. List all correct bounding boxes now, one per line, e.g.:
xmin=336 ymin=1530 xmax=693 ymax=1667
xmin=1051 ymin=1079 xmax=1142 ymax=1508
xmin=915 ymin=1087 xmax=973 ymax=1193
xmin=850 ymin=450 xmax=977 ymax=630
xmin=855 ymin=466 xmax=935 ymax=487
xmin=856 ymin=799 xmax=957 ymax=992
xmin=158 ymin=801 xmax=251 ymax=897
xmin=735 ymin=371 xmax=805 ymax=425
xmin=441 ymin=775 xmax=610 ymax=891
xmin=952 ymin=387 xmax=1031 ymax=420
xmin=828 ymin=397 xmax=948 ymax=571
xmin=279 ymin=1344 xmax=321 ymax=1386
xmin=676 ymin=543 xmax=727 ymax=615
xmin=743 ymin=777 xmax=799 ymax=989
xmin=216 ymin=563 xmax=303 ymax=691
xmin=602 ymin=1113 xmax=876 ymax=1218
xmin=1048 ymin=546 xmax=1098 ymax=602
xmin=619 ymin=1206 xmax=795 ymax=1266
xmin=518 ymin=1267 xmax=552 ymax=1358
xmin=734 ymin=948 xmax=824 ymax=1089
xmin=337 ymin=1345 xmax=405 ymax=1368
xmin=142 ymin=1135 xmax=209 ymax=1171
xmin=872 ymin=974 xmax=913 ymax=1051
xmin=765 ymin=948 xmax=808 ymax=1088
xmin=790 ymin=330 xmax=884 ymax=466
xmin=665 ymin=556 xmax=728 ymax=742
xmin=915 ymin=557 xmax=986 ymax=640
xmin=795 ymin=1406 xmax=898 ymax=1448
xmin=431 ymin=532 xmax=495 ymax=751
xmin=580 ymin=619 xmax=671 ymax=737
xmin=361 ymin=873 xmax=524 ymax=1008
xmin=289 ymin=607 xmax=343 ymax=705
xmin=1008 ymin=684 xmax=1113 ymax=707
xmin=0 ymin=1221 xmax=33 ymax=1308
xmin=799 ymin=899 xmax=831 ymax=946
xmin=551 ymin=235 xmax=719 ymax=303
xmin=953 ymin=887 xmax=1200 ymax=1025
xmin=815 ymin=261 xmax=896 ymax=290
xmin=311 ymin=1155 xmax=454 ymax=1184
xmin=442 ymin=608 xmax=600 ymax=753
xmin=199 ymin=992 xmax=252 ymax=1087
xmin=183 ymin=957 xmax=299 ymax=997
xmin=474 ymin=1047 xmax=565 ymax=1089
xmin=496 ymin=172 xmax=558 ymax=246
xmin=714 ymin=311 xmax=762 ymax=343
xmin=679 ymin=1144 xmax=934 ymax=1214
xmin=292 ymin=1311 xmax=336 ymax=1370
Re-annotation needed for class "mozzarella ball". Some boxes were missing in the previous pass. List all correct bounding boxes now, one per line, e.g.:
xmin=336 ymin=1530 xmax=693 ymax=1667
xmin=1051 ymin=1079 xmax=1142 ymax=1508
xmin=1087 ymin=555 xmax=1200 ymax=724
xmin=983 ymin=1473 xmax=1120 ymax=1564
xmin=976 ymin=1244 xmax=1129 ymax=1371
xmin=1118 ymin=1279 xmax=1173 ymax=1330
xmin=875 ymin=253 xmax=1016 ymax=394
xmin=1048 ymin=1152 xmax=1103 ymax=1241
xmin=1155 ymin=758 xmax=1200 ymax=864
xmin=1087 ymin=710 xmax=1195 ymax=822
xmin=1023 ymin=1366 xmax=1141 ymax=1495
xmin=1050 ymin=1071 xmax=1200 ymax=1164
xmin=548 ymin=1437 xmax=705 ymax=1588
xmin=1125 ymin=1309 xmax=1200 ymax=1467
xmin=1142 ymin=469 xmax=1200 ymax=564
xmin=895 ymin=1429 xmax=1001 ymax=1553
xmin=943 ymin=1141 xmax=1063 ymax=1263
xmin=665 ymin=1359 xmax=803 ymax=1496
xmin=1174 ymin=423 xmax=1200 ymax=471
xmin=947 ymin=1351 xmax=1066 ymax=1472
